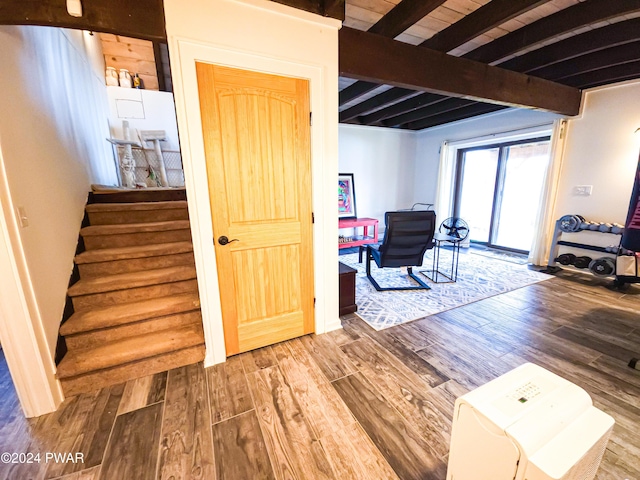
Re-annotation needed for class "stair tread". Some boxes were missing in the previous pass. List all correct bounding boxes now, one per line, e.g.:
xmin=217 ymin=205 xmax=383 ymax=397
xmin=68 ymin=265 xmax=197 ymax=297
xmin=75 ymin=241 xmax=193 ymax=264
xmin=60 ymin=293 xmax=201 ymax=336
xmin=56 ymin=323 xmax=204 ymax=379
xmin=81 ymin=220 xmax=191 ymax=236
xmin=86 ymin=201 xmax=188 ymax=213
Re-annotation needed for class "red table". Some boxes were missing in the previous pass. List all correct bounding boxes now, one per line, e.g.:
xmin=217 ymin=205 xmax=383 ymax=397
xmin=338 ymin=217 xmax=379 ymax=249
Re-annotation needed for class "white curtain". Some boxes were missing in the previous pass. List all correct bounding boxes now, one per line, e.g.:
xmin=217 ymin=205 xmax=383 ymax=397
xmin=434 ymin=140 xmax=456 ymax=223
xmin=528 ymin=119 xmax=568 ymax=265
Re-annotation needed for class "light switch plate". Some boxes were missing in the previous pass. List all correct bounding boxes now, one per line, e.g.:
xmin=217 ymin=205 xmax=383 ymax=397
xmin=573 ymin=185 xmax=593 ymax=196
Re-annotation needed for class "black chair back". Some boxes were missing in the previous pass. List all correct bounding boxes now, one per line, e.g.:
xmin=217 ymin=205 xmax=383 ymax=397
xmin=378 ymin=211 xmax=436 ymax=268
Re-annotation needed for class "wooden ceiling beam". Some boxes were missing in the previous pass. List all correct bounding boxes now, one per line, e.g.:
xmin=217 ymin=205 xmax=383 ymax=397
xmin=0 ymin=0 xmax=166 ymax=40
xmin=340 ymin=88 xmax=416 ymax=122
xmin=404 ymin=103 xmax=507 ymax=130
xmin=382 ymin=98 xmax=474 ymax=127
xmin=358 ymin=92 xmax=447 ymax=124
xmin=342 ymin=0 xmax=559 ymax=116
xmin=339 ymin=0 xmax=446 ymax=105
xmin=0 ymin=0 xmax=344 ymax=40
xmin=339 ymin=27 xmax=582 ymax=115
xmin=500 ymin=18 xmax=640 ymax=74
xmin=465 ymin=0 xmax=640 ymax=64
xmin=529 ymin=41 xmax=640 ymax=81
xmin=339 ymin=81 xmax=380 ymax=104
xmin=321 ymin=0 xmax=345 ymax=21
xmin=563 ymin=60 xmax=640 ymax=89
xmin=368 ymin=0 xmax=447 ymax=37
xmin=420 ymin=0 xmax=552 ymax=53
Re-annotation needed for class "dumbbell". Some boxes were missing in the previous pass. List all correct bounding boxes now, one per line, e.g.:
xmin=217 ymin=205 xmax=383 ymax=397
xmin=604 ymin=245 xmax=619 ymax=253
xmin=573 ymin=256 xmax=592 ymax=269
xmin=588 ymin=222 xmax=599 ymax=231
xmin=598 ymin=223 xmax=613 ymax=233
xmin=558 ymin=215 xmax=583 ymax=233
xmin=580 ymin=220 xmax=594 ymax=230
xmin=611 ymin=223 xmax=624 ymax=234
xmin=555 ymin=253 xmax=576 ymax=265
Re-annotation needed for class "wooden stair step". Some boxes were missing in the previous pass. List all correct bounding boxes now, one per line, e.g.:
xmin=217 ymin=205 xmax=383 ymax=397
xmin=60 ymin=293 xmax=201 ymax=336
xmin=81 ymin=220 xmax=191 ymax=237
xmin=86 ymin=201 xmax=189 ymax=225
xmin=60 ymin=345 xmax=204 ymax=397
xmin=56 ymin=323 xmax=205 ymax=379
xmin=68 ymin=265 xmax=197 ymax=297
xmin=65 ymin=310 xmax=202 ymax=350
xmin=75 ymin=241 xmax=193 ymax=264
xmin=81 ymin=221 xmax=192 ymax=249
xmin=86 ymin=201 xmax=188 ymax=213
xmin=89 ymin=187 xmax=187 ymax=204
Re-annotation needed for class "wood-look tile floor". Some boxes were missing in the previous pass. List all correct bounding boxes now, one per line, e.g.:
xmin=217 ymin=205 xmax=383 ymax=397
xmin=1 ymin=270 xmax=639 ymax=480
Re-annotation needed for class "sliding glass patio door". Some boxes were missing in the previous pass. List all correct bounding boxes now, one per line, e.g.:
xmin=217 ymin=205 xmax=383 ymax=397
xmin=454 ymin=138 xmax=550 ymax=252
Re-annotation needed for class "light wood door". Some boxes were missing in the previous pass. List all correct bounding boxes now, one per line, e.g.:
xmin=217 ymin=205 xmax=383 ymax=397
xmin=196 ymin=63 xmax=314 ymax=356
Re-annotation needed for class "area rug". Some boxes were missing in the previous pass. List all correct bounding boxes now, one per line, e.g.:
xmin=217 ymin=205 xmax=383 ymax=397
xmin=469 ymin=245 xmax=529 ymax=265
xmin=339 ymin=250 xmax=552 ymax=330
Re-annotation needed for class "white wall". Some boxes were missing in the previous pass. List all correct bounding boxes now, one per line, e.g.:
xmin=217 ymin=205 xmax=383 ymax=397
xmin=164 ymin=0 xmax=341 ymax=364
xmin=0 ymin=26 xmax=114 ymax=414
xmin=339 ymin=124 xmax=417 ymax=226
xmin=554 ymin=81 xmax=640 ymax=225
xmin=106 ymin=86 xmax=181 ymax=151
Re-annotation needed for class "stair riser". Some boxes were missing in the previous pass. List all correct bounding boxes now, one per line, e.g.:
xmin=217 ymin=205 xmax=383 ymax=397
xmin=65 ymin=310 xmax=202 ymax=350
xmin=78 ymin=252 xmax=195 ymax=278
xmin=60 ymin=344 xmax=205 ymax=397
xmin=72 ymin=279 xmax=198 ymax=310
xmin=88 ymin=209 xmax=189 ymax=225
xmin=83 ymin=229 xmax=192 ymax=250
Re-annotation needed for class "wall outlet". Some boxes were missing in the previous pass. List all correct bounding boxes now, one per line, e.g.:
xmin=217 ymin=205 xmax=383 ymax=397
xmin=573 ymin=185 xmax=593 ymax=196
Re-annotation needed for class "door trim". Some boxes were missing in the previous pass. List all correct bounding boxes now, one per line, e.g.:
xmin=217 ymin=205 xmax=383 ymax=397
xmin=169 ymin=39 xmax=339 ymax=365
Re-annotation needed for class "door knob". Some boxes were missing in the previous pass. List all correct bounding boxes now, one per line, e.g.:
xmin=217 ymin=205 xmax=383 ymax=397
xmin=218 ymin=236 xmax=239 ymax=245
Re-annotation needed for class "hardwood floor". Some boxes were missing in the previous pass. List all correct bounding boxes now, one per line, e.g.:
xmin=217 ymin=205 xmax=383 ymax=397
xmin=0 ymin=270 xmax=639 ymax=479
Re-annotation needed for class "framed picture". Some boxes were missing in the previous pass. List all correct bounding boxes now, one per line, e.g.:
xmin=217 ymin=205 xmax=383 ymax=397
xmin=338 ymin=173 xmax=357 ymax=219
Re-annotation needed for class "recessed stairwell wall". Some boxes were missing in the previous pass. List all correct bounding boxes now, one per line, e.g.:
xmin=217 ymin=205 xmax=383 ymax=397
xmin=0 ymin=26 xmax=116 ymax=414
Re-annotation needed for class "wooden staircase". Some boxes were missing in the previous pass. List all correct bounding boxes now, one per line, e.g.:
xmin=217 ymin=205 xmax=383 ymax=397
xmin=56 ymin=194 xmax=205 ymax=396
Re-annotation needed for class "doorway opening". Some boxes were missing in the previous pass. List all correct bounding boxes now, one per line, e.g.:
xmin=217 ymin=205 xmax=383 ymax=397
xmin=453 ymin=137 xmax=551 ymax=253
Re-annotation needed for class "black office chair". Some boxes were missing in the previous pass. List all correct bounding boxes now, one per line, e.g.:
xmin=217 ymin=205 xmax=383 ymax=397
xmin=364 ymin=210 xmax=436 ymax=291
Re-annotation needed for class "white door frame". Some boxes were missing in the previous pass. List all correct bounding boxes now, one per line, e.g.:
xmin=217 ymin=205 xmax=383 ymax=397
xmin=169 ymin=38 xmax=340 ymax=365
xmin=0 ymin=146 xmax=64 ymax=417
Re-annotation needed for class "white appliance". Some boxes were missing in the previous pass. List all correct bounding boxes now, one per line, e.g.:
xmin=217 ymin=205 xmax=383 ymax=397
xmin=447 ymin=363 xmax=614 ymax=480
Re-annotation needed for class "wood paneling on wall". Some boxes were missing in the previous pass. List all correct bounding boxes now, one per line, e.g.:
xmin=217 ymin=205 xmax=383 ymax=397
xmin=100 ymin=33 xmax=159 ymax=91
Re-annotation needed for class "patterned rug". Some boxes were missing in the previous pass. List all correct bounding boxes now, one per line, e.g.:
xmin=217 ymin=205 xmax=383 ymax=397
xmin=469 ymin=245 xmax=529 ymax=265
xmin=339 ymin=250 xmax=551 ymax=330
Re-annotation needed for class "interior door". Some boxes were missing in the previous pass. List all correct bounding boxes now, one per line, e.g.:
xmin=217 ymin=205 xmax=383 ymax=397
xmin=196 ymin=63 xmax=314 ymax=356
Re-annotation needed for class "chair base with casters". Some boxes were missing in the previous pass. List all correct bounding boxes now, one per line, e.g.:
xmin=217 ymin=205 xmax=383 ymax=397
xmin=365 ymin=248 xmax=431 ymax=292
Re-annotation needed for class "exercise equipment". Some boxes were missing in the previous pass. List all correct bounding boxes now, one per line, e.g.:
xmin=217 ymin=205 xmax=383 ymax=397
xmin=555 ymin=253 xmax=576 ymax=265
xmin=558 ymin=214 xmax=582 ymax=233
xmin=588 ymin=257 xmax=616 ymax=277
xmin=573 ymin=256 xmax=592 ymax=269
xmin=611 ymin=223 xmax=624 ymax=234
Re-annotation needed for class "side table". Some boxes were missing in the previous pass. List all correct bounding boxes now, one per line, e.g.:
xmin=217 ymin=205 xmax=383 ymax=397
xmin=421 ymin=232 xmax=462 ymax=283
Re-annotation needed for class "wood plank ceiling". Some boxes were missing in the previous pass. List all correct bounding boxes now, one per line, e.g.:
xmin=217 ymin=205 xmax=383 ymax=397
xmin=339 ymin=0 xmax=640 ymax=130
